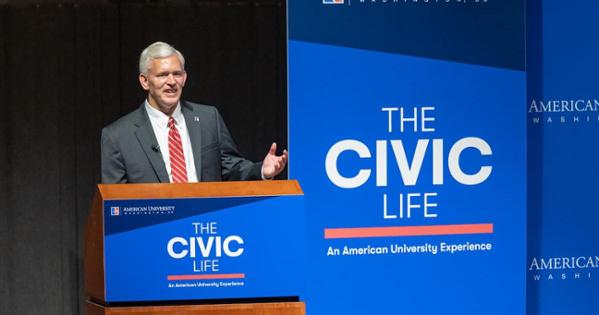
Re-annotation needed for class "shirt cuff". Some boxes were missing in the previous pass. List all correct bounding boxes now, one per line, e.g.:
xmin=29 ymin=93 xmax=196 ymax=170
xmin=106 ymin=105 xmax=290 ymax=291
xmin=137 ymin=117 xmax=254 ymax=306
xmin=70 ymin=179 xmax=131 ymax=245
xmin=261 ymin=165 xmax=272 ymax=180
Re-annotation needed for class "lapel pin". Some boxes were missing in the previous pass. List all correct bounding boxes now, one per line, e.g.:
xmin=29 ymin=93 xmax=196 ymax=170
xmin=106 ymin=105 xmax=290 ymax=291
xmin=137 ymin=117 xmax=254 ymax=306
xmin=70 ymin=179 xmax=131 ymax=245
xmin=194 ymin=116 xmax=200 ymax=122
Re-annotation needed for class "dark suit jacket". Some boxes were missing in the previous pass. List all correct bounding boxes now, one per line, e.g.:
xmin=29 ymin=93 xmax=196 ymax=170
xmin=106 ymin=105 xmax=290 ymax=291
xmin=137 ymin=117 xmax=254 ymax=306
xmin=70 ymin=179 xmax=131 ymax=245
xmin=101 ymin=101 xmax=262 ymax=183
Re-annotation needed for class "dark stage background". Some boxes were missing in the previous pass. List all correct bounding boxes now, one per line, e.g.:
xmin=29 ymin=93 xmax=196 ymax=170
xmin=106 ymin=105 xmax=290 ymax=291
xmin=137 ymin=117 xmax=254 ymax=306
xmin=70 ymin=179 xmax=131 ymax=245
xmin=0 ymin=0 xmax=287 ymax=313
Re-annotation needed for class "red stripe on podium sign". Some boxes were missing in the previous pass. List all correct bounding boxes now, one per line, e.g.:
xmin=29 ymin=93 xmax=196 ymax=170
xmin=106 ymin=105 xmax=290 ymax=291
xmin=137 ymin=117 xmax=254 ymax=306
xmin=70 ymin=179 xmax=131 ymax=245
xmin=167 ymin=273 xmax=245 ymax=281
xmin=324 ymin=223 xmax=493 ymax=239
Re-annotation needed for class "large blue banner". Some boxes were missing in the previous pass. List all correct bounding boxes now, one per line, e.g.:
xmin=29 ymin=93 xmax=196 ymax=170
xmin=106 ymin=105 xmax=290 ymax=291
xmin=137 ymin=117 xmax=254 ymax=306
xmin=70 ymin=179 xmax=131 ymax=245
xmin=103 ymin=195 xmax=304 ymax=302
xmin=288 ymin=1 xmax=526 ymax=314
xmin=527 ymin=1 xmax=599 ymax=314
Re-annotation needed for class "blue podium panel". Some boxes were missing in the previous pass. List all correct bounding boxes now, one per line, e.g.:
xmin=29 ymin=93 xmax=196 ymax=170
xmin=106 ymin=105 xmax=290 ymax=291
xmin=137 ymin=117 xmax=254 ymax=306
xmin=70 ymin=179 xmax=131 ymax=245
xmin=102 ymin=195 xmax=304 ymax=302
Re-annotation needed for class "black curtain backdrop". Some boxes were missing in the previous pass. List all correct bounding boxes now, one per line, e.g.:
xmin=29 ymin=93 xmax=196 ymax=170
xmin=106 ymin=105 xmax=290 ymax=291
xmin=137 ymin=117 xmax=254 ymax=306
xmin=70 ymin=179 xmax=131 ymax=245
xmin=0 ymin=1 xmax=287 ymax=313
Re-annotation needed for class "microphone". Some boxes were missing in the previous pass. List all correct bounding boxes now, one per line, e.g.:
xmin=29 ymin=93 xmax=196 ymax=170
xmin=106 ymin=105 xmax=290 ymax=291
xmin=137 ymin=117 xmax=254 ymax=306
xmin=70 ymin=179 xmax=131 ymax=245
xmin=151 ymin=144 xmax=160 ymax=152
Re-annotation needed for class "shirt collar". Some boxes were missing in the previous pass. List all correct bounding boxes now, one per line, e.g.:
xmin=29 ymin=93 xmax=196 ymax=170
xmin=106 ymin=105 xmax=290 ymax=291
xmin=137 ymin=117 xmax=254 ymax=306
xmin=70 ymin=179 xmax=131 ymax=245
xmin=144 ymin=100 xmax=185 ymax=127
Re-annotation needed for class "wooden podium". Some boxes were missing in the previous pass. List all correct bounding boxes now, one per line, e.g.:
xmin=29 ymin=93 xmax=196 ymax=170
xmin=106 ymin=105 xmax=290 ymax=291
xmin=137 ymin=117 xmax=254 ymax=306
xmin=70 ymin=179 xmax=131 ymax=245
xmin=86 ymin=300 xmax=305 ymax=315
xmin=84 ymin=180 xmax=305 ymax=315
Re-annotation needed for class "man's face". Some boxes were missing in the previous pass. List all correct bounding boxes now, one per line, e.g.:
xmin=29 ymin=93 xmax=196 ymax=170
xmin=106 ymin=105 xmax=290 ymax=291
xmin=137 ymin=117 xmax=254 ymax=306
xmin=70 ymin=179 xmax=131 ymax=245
xmin=139 ymin=55 xmax=187 ymax=115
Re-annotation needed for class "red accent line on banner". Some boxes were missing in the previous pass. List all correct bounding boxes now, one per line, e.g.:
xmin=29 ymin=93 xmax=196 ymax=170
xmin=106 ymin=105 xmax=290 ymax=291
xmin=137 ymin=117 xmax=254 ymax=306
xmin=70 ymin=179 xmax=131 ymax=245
xmin=167 ymin=273 xmax=245 ymax=281
xmin=324 ymin=223 xmax=493 ymax=239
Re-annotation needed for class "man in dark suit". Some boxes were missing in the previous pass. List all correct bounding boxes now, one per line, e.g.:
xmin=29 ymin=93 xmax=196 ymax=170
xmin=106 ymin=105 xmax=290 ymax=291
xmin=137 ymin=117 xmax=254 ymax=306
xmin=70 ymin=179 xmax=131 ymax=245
xmin=101 ymin=42 xmax=287 ymax=184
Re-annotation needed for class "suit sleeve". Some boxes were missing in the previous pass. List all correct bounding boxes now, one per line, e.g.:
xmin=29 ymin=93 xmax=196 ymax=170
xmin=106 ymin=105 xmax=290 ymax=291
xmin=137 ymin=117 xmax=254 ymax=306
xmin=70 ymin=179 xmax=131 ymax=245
xmin=101 ymin=127 xmax=128 ymax=184
xmin=215 ymin=109 xmax=262 ymax=181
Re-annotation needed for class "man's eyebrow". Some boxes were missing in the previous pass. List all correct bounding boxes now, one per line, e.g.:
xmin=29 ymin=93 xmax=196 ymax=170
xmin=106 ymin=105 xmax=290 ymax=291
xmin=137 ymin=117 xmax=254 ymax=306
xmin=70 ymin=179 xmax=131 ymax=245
xmin=155 ymin=70 xmax=184 ymax=75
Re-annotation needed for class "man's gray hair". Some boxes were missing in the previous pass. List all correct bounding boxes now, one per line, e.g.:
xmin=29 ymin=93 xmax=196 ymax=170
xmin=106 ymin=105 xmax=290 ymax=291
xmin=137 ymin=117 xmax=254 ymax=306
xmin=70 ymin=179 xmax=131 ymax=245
xmin=139 ymin=41 xmax=185 ymax=74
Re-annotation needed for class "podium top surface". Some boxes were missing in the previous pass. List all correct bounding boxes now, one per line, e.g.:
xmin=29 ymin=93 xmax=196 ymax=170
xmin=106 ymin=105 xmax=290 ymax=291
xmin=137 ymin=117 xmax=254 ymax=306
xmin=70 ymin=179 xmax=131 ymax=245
xmin=97 ymin=180 xmax=303 ymax=200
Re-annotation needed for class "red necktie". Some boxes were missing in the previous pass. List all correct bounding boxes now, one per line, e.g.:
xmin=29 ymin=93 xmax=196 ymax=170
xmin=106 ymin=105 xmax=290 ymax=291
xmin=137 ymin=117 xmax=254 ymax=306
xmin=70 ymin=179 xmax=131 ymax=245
xmin=168 ymin=117 xmax=188 ymax=183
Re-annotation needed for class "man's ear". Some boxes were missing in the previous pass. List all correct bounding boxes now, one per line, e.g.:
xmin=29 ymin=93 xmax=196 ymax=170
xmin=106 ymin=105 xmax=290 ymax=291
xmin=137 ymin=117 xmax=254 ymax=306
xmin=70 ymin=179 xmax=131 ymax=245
xmin=181 ymin=71 xmax=188 ymax=87
xmin=138 ymin=73 xmax=150 ymax=91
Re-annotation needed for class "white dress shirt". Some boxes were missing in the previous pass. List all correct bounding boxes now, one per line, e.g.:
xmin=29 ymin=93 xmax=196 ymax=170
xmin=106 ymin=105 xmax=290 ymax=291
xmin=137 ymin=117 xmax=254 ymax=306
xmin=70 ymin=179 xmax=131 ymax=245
xmin=145 ymin=101 xmax=199 ymax=182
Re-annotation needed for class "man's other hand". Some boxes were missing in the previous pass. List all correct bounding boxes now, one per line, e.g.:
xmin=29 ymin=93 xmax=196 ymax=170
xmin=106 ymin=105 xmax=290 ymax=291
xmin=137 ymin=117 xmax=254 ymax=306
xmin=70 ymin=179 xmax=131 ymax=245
xmin=261 ymin=142 xmax=288 ymax=179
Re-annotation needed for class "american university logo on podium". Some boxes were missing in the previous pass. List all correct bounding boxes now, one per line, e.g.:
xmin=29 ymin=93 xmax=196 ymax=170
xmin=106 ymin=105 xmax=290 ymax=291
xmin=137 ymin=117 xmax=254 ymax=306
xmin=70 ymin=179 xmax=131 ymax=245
xmin=110 ymin=206 xmax=120 ymax=216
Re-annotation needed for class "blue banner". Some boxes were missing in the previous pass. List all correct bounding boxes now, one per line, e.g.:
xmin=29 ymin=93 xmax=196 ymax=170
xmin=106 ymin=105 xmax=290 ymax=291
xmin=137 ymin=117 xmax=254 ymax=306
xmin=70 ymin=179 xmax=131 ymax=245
xmin=288 ymin=1 xmax=526 ymax=314
xmin=103 ymin=196 xmax=304 ymax=302
xmin=527 ymin=1 xmax=599 ymax=314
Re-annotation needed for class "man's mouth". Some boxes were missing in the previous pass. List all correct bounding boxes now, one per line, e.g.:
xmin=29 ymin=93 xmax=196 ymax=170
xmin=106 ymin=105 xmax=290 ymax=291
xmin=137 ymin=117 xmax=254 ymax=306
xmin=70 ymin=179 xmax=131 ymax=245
xmin=164 ymin=89 xmax=178 ymax=95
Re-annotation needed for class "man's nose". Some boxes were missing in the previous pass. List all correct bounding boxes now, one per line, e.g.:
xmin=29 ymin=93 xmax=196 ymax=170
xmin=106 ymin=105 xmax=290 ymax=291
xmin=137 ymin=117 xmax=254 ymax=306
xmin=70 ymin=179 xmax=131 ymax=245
xmin=166 ymin=73 xmax=176 ymax=85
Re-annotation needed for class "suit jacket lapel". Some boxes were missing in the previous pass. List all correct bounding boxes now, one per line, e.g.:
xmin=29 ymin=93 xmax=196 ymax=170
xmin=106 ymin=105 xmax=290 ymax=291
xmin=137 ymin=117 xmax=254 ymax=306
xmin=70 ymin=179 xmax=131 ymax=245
xmin=182 ymin=101 xmax=203 ymax=181
xmin=133 ymin=104 xmax=170 ymax=183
